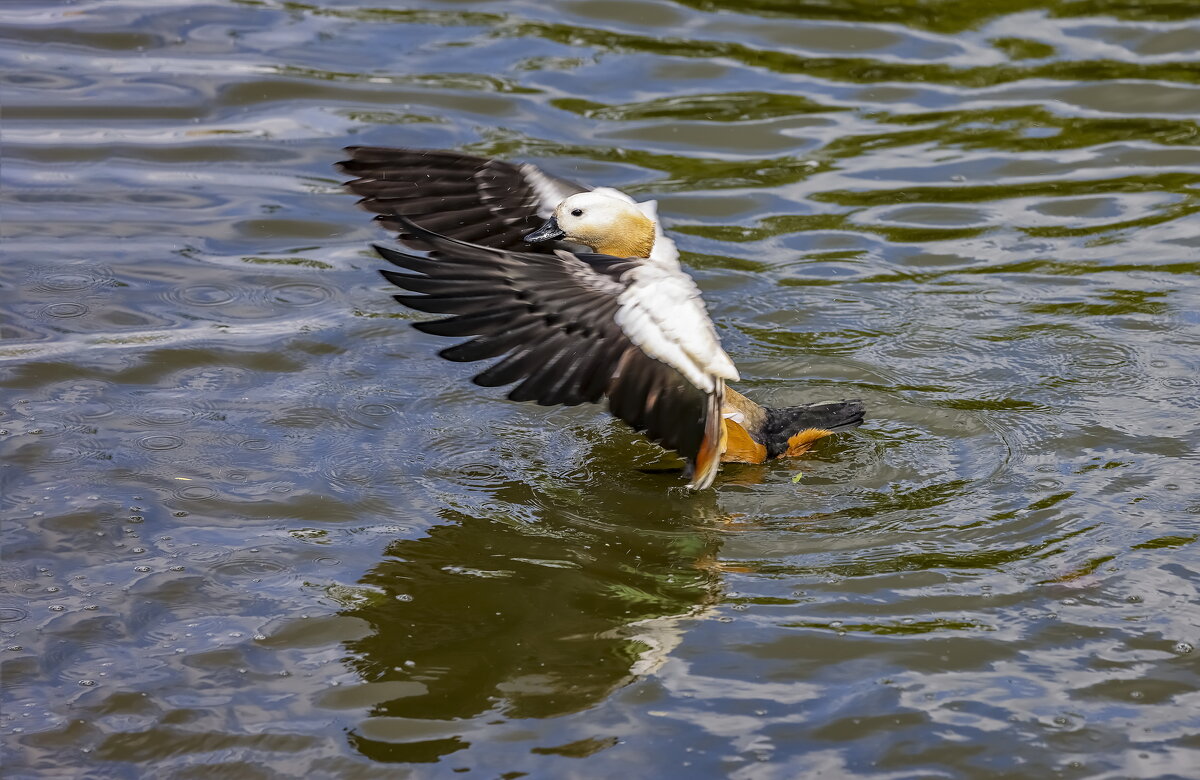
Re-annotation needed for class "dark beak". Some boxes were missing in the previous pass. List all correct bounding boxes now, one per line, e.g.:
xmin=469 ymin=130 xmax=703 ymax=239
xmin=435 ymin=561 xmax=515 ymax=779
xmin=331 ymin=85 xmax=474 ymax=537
xmin=524 ymin=215 xmax=565 ymax=244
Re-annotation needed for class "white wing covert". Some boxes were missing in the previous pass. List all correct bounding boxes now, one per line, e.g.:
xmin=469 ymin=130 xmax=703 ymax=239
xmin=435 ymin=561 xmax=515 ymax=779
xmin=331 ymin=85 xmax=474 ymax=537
xmin=614 ymin=264 xmax=740 ymax=393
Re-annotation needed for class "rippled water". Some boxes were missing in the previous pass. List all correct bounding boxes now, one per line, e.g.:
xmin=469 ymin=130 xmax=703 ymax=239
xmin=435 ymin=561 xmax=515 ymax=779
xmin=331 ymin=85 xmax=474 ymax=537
xmin=3 ymin=0 xmax=1200 ymax=776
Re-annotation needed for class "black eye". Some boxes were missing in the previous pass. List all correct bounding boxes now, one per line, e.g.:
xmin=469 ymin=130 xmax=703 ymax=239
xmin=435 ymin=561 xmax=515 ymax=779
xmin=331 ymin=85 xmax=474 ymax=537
xmin=570 ymin=208 xmax=583 ymax=217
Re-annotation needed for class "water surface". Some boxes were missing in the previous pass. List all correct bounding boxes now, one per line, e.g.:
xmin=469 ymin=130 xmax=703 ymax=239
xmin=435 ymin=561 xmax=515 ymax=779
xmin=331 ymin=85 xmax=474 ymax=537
xmin=2 ymin=0 xmax=1200 ymax=777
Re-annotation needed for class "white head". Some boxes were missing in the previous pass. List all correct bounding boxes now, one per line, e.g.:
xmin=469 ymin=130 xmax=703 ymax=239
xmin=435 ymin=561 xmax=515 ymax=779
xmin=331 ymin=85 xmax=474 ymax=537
xmin=525 ymin=192 xmax=656 ymax=258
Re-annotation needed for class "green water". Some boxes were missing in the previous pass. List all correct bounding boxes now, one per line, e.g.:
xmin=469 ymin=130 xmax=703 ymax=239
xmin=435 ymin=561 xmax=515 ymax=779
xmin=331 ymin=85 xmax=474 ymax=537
xmin=2 ymin=0 xmax=1199 ymax=777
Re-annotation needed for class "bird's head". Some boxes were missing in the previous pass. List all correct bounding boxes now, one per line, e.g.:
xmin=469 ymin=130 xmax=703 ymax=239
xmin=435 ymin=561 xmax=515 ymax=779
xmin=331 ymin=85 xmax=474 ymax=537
xmin=525 ymin=192 xmax=656 ymax=259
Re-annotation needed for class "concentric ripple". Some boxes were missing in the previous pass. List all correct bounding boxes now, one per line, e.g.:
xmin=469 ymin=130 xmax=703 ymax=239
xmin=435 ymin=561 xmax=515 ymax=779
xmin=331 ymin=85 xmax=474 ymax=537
xmin=137 ymin=434 xmax=185 ymax=451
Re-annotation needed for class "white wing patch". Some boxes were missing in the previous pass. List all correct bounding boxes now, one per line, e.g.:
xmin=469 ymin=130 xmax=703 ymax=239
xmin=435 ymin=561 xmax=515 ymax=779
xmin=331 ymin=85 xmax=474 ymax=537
xmin=634 ymin=199 xmax=681 ymax=268
xmin=591 ymin=186 xmax=638 ymax=206
xmin=519 ymin=164 xmax=584 ymax=217
xmin=614 ymin=264 xmax=739 ymax=392
xmin=587 ymin=188 xmax=729 ymax=390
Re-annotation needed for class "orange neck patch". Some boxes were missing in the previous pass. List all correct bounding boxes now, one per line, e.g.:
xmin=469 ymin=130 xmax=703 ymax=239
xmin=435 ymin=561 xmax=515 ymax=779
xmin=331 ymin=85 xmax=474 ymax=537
xmin=720 ymin=418 xmax=768 ymax=464
xmin=591 ymin=211 xmax=657 ymax=259
xmin=594 ymin=231 xmax=655 ymax=260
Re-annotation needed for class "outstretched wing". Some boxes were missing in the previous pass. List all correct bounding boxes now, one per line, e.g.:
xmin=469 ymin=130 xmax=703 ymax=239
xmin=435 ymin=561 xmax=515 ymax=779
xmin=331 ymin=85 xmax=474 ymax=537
xmin=338 ymin=147 xmax=588 ymax=253
xmin=374 ymin=218 xmax=715 ymax=471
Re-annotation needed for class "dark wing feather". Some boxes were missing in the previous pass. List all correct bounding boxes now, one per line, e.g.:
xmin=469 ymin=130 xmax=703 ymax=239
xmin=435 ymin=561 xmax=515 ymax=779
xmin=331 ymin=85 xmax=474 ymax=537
xmin=372 ymin=220 xmax=714 ymax=469
xmin=338 ymin=147 xmax=588 ymax=253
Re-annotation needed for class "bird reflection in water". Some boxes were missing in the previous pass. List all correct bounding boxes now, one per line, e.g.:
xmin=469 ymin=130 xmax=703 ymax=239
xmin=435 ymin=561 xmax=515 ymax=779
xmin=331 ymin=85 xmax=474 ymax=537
xmin=337 ymin=472 xmax=743 ymax=764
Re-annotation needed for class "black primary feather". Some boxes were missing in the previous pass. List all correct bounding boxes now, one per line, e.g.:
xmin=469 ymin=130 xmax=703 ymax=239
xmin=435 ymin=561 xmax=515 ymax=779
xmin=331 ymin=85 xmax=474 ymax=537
xmin=370 ymin=219 xmax=715 ymax=467
xmin=339 ymin=147 xmax=588 ymax=253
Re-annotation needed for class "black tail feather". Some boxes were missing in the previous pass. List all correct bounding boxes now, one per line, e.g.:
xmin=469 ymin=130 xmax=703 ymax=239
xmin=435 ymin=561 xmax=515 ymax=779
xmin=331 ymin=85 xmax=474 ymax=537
xmin=761 ymin=400 xmax=864 ymax=458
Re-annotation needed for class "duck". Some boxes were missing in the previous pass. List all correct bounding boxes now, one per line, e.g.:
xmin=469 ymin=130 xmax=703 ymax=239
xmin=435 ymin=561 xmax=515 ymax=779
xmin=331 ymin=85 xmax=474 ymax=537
xmin=338 ymin=147 xmax=864 ymax=489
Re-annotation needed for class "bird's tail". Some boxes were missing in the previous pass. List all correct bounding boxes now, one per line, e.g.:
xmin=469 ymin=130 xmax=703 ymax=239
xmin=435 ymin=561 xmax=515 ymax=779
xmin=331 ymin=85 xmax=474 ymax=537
xmin=720 ymin=388 xmax=863 ymax=463
xmin=760 ymin=399 xmax=864 ymax=458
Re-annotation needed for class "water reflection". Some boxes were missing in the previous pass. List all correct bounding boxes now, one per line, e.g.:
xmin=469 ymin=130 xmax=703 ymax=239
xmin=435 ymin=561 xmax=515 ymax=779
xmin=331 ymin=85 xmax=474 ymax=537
xmin=341 ymin=480 xmax=730 ymax=762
